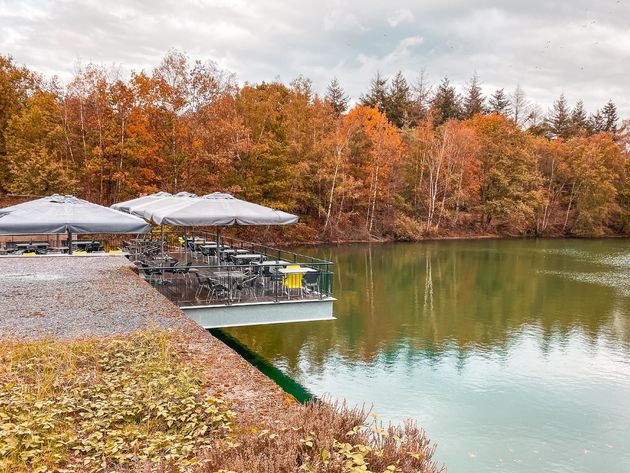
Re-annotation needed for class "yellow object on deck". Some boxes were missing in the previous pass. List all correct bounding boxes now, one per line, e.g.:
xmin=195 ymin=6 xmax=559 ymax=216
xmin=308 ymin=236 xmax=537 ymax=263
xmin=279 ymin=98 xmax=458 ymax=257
xmin=283 ymin=265 xmax=304 ymax=289
xmin=108 ymin=249 xmax=123 ymax=254
xmin=21 ymin=252 xmax=36 ymax=257
xmin=73 ymin=251 xmax=88 ymax=255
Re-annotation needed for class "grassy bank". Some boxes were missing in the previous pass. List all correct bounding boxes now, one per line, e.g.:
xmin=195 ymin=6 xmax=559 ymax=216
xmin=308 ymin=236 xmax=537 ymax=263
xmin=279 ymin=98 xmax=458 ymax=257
xmin=0 ymin=330 xmax=441 ymax=473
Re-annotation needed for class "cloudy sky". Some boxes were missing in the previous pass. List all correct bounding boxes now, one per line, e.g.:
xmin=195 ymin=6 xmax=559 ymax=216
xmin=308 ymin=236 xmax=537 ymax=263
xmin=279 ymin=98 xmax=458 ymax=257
xmin=1 ymin=0 xmax=629 ymax=116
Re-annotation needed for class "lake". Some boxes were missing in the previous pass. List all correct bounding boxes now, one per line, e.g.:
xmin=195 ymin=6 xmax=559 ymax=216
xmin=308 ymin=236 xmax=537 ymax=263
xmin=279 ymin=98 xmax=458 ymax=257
xmin=226 ymin=239 xmax=630 ymax=473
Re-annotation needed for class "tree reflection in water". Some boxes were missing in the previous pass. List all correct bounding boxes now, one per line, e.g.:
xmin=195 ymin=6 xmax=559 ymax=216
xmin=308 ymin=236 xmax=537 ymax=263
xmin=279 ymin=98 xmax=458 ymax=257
xmin=226 ymin=239 xmax=630 ymax=377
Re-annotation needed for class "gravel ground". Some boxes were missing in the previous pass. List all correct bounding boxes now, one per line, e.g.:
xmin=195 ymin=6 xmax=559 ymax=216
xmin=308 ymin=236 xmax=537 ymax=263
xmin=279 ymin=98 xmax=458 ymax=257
xmin=0 ymin=255 xmax=186 ymax=340
xmin=0 ymin=254 xmax=296 ymax=425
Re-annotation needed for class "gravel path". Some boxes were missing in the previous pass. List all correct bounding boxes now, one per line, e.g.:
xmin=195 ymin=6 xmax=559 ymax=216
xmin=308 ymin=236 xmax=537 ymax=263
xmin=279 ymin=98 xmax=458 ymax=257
xmin=0 ymin=254 xmax=297 ymax=426
xmin=0 ymin=255 xmax=186 ymax=340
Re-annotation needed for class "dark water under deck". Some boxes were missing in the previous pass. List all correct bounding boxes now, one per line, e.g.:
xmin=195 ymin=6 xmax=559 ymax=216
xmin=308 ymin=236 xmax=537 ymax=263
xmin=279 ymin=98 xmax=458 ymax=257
xmin=226 ymin=239 xmax=630 ymax=473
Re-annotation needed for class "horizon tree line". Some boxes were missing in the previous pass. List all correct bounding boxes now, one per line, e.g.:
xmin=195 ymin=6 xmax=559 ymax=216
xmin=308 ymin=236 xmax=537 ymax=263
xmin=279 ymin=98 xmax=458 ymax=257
xmin=0 ymin=51 xmax=628 ymax=241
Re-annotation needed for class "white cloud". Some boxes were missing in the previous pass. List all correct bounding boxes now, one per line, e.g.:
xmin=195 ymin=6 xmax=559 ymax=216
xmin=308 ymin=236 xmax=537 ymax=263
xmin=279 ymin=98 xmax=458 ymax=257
xmin=387 ymin=8 xmax=414 ymax=27
xmin=1 ymin=0 xmax=629 ymax=116
xmin=323 ymin=9 xmax=367 ymax=32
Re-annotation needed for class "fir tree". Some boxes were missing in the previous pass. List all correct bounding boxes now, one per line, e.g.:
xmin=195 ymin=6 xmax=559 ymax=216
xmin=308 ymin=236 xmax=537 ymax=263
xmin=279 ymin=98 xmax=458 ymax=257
xmin=325 ymin=77 xmax=349 ymax=117
xmin=430 ymin=77 xmax=460 ymax=126
xmin=360 ymin=72 xmax=388 ymax=113
xmin=462 ymin=73 xmax=485 ymax=119
xmin=601 ymin=99 xmax=619 ymax=134
xmin=569 ymin=100 xmax=588 ymax=136
xmin=489 ymin=88 xmax=511 ymax=116
xmin=546 ymin=94 xmax=572 ymax=139
xmin=589 ymin=110 xmax=605 ymax=134
xmin=385 ymin=71 xmax=413 ymax=127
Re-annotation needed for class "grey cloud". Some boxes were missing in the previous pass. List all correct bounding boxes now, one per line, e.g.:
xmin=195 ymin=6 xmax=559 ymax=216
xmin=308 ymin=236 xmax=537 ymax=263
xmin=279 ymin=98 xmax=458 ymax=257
xmin=1 ymin=0 xmax=628 ymax=115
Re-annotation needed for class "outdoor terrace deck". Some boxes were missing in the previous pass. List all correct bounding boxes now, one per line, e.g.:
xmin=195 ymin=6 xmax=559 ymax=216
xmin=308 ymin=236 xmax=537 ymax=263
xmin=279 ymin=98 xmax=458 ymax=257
xmin=129 ymin=233 xmax=336 ymax=328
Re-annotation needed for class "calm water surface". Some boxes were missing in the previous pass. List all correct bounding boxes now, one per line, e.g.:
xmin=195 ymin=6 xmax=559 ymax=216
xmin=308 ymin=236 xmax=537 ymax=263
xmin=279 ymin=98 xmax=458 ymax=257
xmin=226 ymin=240 xmax=630 ymax=473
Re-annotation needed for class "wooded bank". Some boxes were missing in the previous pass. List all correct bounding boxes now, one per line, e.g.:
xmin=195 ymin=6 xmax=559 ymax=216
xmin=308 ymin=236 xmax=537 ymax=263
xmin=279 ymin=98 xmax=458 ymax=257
xmin=1 ymin=52 xmax=628 ymax=243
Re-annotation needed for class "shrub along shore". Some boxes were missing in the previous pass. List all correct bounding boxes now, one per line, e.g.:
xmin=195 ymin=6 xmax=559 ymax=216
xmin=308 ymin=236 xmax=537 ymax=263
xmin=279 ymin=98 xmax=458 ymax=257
xmin=0 ymin=256 xmax=442 ymax=472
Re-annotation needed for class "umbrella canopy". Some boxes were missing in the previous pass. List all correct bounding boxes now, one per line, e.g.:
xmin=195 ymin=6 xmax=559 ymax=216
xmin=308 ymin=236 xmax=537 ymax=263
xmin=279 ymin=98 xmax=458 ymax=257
xmin=126 ymin=192 xmax=198 ymax=220
xmin=143 ymin=192 xmax=299 ymax=226
xmin=110 ymin=191 xmax=172 ymax=213
xmin=0 ymin=194 xmax=151 ymax=235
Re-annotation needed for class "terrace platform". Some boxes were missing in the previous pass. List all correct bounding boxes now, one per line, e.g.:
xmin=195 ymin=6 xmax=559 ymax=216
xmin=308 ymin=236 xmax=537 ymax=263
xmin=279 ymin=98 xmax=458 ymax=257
xmin=128 ymin=233 xmax=336 ymax=328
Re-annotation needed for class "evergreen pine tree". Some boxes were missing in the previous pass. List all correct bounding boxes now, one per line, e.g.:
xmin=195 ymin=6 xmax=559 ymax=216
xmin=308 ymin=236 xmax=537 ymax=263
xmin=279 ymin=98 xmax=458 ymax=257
xmin=589 ymin=110 xmax=605 ymax=134
xmin=462 ymin=73 xmax=485 ymax=119
xmin=546 ymin=94 xmax=572 ymax=139
xmin=360 ymin=72 xmax=388 ymax=113
xmin=569 ymin=100 xmax=588 ymax=136
xmin=488 ymin=88 xmax=511 ymax=116
xmin=325 ymin=77 xmax=349 ymax=117
xmin=601 ymin=99 xmax=619 ymax=134
xmin=385 ymin=71 xmax=413 ymax=127
xmin=430 ymin=77 xmax=460 ymax=126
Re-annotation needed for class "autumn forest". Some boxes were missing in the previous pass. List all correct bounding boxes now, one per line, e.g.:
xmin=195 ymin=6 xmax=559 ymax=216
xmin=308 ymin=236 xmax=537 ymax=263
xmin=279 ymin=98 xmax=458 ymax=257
xmin=1 ymin=51 xmax=628 ymax=242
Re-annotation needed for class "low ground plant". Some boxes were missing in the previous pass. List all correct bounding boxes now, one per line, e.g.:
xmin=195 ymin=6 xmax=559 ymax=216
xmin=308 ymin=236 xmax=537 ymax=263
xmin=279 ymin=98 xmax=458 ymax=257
xmin=0 ymin=331 xmax=440 ymax=473
xmin=0 ymin=332 xmax=233 ymax=472
xmin=204 ymin=400 xmax=442 ymax=473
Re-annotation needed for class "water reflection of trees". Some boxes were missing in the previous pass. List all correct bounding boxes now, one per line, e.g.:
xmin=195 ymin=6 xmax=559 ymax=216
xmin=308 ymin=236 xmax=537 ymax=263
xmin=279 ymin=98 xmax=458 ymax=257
xmin=227 ymin=240 xmax=630 ymax=376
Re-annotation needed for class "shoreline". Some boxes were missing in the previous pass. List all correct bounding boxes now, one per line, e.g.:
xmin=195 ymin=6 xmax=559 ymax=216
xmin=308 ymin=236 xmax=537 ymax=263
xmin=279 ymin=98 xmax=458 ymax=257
xmin=268 ymin=232 xmax=630 ymax=249
xmin=0 ymin=255 xmax=441 ymax=472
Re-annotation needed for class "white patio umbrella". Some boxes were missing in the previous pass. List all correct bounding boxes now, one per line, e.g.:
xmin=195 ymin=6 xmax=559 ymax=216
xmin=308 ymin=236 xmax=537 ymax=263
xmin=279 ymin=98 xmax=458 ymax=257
xmin=126 ymin=192 xmax=198 ymax=220
xmin=139 ymin=192 xmax=299 ymax=264
xmin=119 ymin=192 xmax=198 ymax=254
xmin=147 ymin=193 xmax=299 ymax=226
xmin=110 ymin=191 xmax=172 ymax=213
xmin=0 ymin=194 xmax=151 ymax=254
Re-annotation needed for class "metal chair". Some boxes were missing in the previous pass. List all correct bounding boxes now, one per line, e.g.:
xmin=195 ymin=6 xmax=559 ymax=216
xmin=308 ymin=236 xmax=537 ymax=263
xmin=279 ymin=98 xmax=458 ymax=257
xmin=172 ymin=261 xmax=194 ymax=284
xmin=140 ymin=262 xmax=162 ymax=285
xmin=235 ymin=275 xmax=258 ymax=302
xmin=302 ymin=271 xmax=320 ymax=295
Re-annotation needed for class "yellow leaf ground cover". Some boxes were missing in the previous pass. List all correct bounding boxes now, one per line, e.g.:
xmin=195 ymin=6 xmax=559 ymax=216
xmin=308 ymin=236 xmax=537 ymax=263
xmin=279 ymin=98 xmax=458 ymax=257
xmin=0 ymin=330 xmax=442 ymax=472
xmin=0 ymin=332 xmax=233 ymax=472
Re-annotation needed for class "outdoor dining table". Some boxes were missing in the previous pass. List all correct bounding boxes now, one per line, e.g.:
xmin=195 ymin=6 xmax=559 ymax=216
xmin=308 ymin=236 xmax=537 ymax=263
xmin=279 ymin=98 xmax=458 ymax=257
xmin=232 ymin=253 xmax=267 ymax=264
xmin=14 ymin=242 xmax=49 ymax=249
xmin=210 ymin=270 xmax=247 ymax=300
xmin=188 ymin=240 xmax=208 ymax=251
xmin=255 ymin=259 xmax=290 ymax=268
xmin=222 ymin=248 xmax=248 ymax=255
xmin=199 ymin=243 xmax=230 ymax=254
xmin=212 ymin=269 xmax=247 ymax=281
xmin=9 ymin=242 xmax=49 ymax=254
xmin=277 ymin=266 xmax=317 ymax=274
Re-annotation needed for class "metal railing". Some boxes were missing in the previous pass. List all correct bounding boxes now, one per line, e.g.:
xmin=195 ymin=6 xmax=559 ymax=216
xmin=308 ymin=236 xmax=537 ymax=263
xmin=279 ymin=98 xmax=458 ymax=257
xmin=133 ymin=232 xmax=334 ymax=306
xmin=139 ymin=261 xmax=333 ymax=306
xmin=0 ymin=231 xmax=335 ymax=307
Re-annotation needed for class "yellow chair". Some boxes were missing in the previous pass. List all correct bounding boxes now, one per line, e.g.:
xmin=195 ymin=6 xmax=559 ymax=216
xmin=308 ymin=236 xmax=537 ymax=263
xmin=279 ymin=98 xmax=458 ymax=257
xmin=282 ymin=265 xmax=304 ymax=298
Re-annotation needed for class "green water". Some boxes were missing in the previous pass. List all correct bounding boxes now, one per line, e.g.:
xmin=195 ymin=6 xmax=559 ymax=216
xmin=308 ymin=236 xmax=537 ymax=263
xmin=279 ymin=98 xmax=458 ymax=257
xmin=226 ymin=240 xmax=630 ymax=472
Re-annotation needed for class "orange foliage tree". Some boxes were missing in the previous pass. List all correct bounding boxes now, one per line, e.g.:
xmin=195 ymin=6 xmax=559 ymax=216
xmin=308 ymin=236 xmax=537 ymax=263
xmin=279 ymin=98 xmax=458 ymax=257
xmin=0 ymin=52 xmax=628 ymax=241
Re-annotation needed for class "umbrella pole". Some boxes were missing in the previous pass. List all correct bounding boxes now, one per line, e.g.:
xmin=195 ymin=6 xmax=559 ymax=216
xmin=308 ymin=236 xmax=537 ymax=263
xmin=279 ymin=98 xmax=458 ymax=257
xmin=183 ymin=227 xmax=187 ymax=264
xmin=216 ymin=226 xmax=221 ymax=267
xmin=160 ymin=225 xmax=164 ymax=256
xmin=67 ymin=227 xmax=73 ymax=255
